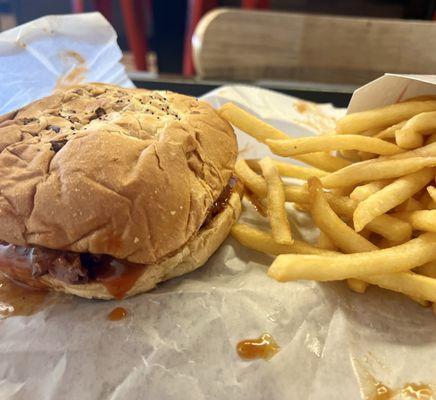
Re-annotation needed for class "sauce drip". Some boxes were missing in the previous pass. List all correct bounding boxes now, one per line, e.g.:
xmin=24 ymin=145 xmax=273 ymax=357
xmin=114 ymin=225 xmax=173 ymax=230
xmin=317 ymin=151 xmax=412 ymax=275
xmin=244 ymin=189 xmax=267 ymax=217
xmin=108 ymin=306 xmax=128 ymax=321
xmin=373 ymin=382 xmax=394 ymax=400
xmin=94 ymin=259 xmax=146 ymax=300
xmin=367 ymin=381 xmax=433 ymax=400
xmin=0 ymin=275 xmax=53 ymax=319
xmin=401 ymin=383 xmax=433 ymax=399
xmin=203 ymin=175 xmax=240 ymax=226
xmin=236 ymin=333 xmax=280 ymax=361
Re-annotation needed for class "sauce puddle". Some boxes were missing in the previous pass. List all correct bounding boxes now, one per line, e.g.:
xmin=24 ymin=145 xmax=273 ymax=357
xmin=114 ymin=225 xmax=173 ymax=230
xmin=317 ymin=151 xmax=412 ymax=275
xmin=0 ymin=275 xmax=57 ymax=319
xmin=108 ymin=307 xmax=128 ymax=321
xmin=236 ymin=333 xmax=280 ymax=361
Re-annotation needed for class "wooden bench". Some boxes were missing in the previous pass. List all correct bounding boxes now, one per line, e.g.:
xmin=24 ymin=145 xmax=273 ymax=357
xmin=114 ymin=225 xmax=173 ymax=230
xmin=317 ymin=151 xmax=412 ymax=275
xmin=193 ymin=9 xmax=436 ymax=85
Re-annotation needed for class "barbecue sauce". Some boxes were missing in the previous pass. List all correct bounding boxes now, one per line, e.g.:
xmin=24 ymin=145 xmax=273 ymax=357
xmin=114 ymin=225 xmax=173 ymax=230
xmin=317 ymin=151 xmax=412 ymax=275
xmin=93 ymin=259 xmax=146 ymax=300
xmin=244 ymin=189 xmax=267 ymax=217
xmin=108 ymin=306 xmax=128 ymax=321
xmin=236 ymin=333 xmax=280 ymax=361
xmin=0 ymin=275 xmax=52 ymax=319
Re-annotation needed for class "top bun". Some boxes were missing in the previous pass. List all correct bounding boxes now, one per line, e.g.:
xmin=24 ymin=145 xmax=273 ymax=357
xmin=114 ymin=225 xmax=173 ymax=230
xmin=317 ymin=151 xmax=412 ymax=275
xmin=0 ymin=83 xmax=237 ymax=264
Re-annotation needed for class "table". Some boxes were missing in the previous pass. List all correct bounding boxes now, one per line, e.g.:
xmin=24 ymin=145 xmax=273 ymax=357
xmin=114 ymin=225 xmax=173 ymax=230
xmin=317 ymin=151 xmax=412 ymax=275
xmin=129 ymin=73 xmax=354 ymax=108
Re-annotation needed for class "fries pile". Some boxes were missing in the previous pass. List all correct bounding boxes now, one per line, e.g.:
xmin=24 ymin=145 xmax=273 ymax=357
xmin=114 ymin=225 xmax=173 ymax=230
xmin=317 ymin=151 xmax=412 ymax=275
xmin=218 ymin=100 xmax=436 ymax=307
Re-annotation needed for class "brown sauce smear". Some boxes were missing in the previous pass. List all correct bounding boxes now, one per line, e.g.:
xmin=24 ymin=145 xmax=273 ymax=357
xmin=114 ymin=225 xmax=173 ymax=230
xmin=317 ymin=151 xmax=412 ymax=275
xmin=373 ymin=382 xmax=395 ymax=400
xmin=0 ymin=275 xmax=54 ymax=319
xmin=368 ymin=381 xmax=433 ymax=400
xmin=244 ymin=189 xmax=267 ymax=217
xmin=94 ymin=259 xmax=146 ymax=300
xmin=236 ymin=333 xmax=280 ymax=361
xmin=108 ymin=306 xmax=128 ymax=321
xmin=401 ymin=383 xmax=433 ymax=399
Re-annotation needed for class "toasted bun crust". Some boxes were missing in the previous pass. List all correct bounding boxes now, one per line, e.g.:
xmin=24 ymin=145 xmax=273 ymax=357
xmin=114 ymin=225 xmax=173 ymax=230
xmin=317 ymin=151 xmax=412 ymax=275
xmin=40 ymin=191 xmax=241 ymax=299
xmin=0 ymin=83 xmax=237 ymax=264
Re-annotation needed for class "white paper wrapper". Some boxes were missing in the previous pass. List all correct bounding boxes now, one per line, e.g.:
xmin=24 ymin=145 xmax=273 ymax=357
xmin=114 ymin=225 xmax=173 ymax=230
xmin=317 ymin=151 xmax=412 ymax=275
xmin=0 ymin=12 xmax=133 ymax=115
xmin=1 ymin=16 xmax=436 ymax=398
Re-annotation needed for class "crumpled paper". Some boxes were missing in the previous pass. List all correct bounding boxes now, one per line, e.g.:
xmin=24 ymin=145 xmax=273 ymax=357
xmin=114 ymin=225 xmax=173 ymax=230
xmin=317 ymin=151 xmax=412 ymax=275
xmin=0 ymin=12 xmax=132 ymax=115
xmin=1 ymin=14 xmax=436 ymax=400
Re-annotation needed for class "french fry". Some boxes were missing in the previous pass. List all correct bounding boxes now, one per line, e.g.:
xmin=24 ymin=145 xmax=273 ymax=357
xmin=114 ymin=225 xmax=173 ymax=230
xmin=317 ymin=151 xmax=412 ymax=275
xmin=320 ymin=156 xmax=436 ymax=188
xmin=283 ymin=185 xmax=412 ymax=242
xmin=339 ymin=149 xmax=361 ymax=162
xmin=364 ymin=272 xmax=436 ymax=303
xmin=428 ymin=186 xmax=436 ymax=203
xmin=394 ymin=210 xmax=436 ymax=233
xmin=246 ymin=159 xmax=328 ymax=180
xmin=218 ymin=103 xmax=288 ymax=143
xmin=395 ymin=111 xmax=436 ymax=149
xmin=294 ymin=152 xmax=351 ymax=172
xmin=231 ymin=224 xmax=333 ymax=255
xmin=394 ymin=197 xmax=423 ymax=212
xmin=395 ymin=131 xmax=423 ymax=150
xmin=316 ymin=231 xmax=338 ymax=251
xmin=284 ymin=185 xmax=310 ymax=204
xmin=266 ymin=136 xmax=402 ymax=157
xmin=357 ymin=151 xmax=378 ymax=161
xmin=418 ymin=190 xmax=436 ymax=209
xmin=336 ymin=100 xmax=436 ymax=134
xmin=235 ymin=159 xmax=267 ymax=198
xmin=259 ymin=157 xmax=293 ymax=245
xmin=268 ymin=233 xmax=436 ymax=282
xmin=218 ymin=103 xmax=351 ymax=172
xmin=349 ymin=180 xmax=391 ymax=201
xmin=353 ymin=168 xmax=434 ymax=231
xmin=309 ymin=178 xmax=375 ymax=293
xmin=375 ymin=120 xmax=407 ymax=139
xmin=347 ymin=279 xmax=369 ymax=293
xmin=308 ymin=178 xmax=378 ymax=253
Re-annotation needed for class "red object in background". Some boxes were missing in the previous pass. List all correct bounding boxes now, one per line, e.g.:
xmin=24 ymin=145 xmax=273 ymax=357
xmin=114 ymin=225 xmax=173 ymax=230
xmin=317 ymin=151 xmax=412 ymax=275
xmin=120 ymin=0 xmax=148 ymax=71
xmin=71 ymin=0 xmax=149 ymax=71
xmin=241 ymin=0 xmax=270 ymax=8
xmin=183 ymin=0 xmax=271 ymax=76
xmin=71 ymin=0 xmax=85 ymax=13
xmin=183 ymin=0 xmax=218 ymax=77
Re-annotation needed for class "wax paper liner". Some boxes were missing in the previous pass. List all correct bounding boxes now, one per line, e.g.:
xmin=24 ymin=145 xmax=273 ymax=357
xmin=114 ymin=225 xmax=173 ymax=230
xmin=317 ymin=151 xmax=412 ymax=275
xmin=0 ymin=12 xmax=133 ymax=115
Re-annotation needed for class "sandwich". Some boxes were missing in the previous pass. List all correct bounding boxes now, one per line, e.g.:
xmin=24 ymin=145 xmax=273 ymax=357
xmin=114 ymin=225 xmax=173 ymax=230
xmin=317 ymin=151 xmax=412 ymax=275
xmin=0 ymin=83 xmax=242 ymax=299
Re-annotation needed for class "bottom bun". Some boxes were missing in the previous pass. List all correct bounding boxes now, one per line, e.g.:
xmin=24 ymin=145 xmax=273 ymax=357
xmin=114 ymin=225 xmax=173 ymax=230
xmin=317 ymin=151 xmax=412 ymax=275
xmin=41 ymin=191 xmax=242 ymax=299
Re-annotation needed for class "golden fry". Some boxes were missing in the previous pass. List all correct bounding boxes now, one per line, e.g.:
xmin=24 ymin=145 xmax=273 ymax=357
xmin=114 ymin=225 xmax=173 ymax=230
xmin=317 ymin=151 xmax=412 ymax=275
xmin=266 ymin=136 xmax=402 ymax=157
xmin=231 ymin=224 xmax=334 ymax=255
xmin=349 ymin=180 xmax=391 ymax=201
xmin=235 ymin=159 xmax=266 ymax=198
xmin=336 ymin=100 xmax=436 ymax=134
xmin=308 ymin=178 xmax=377 ymax=253
xmin=218 ymin=103 xmax=350 ymax=172
xmin=259 ymin=157 xmax=293 ymax=245
xmin=321 ymin=156 xmax=436 ymax=188
xmin=218 ymin=103 xmax=288 ymax=143
xmin=246 ymin=159 xmax=328 ymax=179
xmin=283 ymin=185 xmax=412 ymax=242
xmin=316 ymin=231 xmax=338 ymax=251
xmin=353 ymin=168 xmax=433 ymax=231
xmin=394 ymin=210 xmax=436 ymax=233
xmin=375 ymin=120 xmax=407 ymax=139
xmin=268 ymin=233 xmax=436 ymax=282
xmin=365 ymin=272 xmax=436 ymax=303
xmin=395 ymin=111 xmax=436 ymax=149
xmin=427 ymin=186 xmax=436 ymax=203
